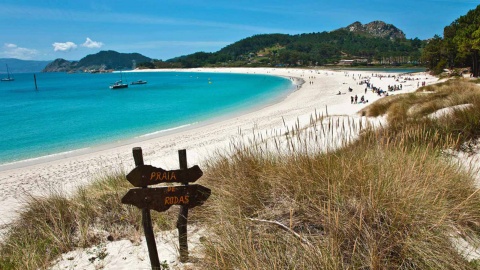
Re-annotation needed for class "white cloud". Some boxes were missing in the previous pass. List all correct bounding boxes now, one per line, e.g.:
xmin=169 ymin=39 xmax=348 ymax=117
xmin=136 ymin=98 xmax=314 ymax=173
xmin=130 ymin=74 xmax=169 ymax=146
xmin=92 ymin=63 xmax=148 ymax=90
xmin=52 ymin=41 xmax=77 ymax=52
xmin=2 ymin=43 xmax=38 ymax=59
xmin=81 ymin=38 xmax=104 ymax=48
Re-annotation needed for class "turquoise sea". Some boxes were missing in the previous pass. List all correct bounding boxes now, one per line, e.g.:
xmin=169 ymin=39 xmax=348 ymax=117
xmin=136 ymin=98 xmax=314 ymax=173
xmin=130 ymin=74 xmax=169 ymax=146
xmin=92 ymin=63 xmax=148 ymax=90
xmin=0 ymin=72 xmax=292 ymax=165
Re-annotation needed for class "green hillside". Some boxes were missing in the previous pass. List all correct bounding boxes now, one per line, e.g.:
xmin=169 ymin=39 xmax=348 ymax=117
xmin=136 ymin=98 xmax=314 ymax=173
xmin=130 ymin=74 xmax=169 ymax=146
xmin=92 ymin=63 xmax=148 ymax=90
xmin=157 ymin=21 xmax=424 ymax=68
xmin=77 ymin=50 xmax=151 ymax=70
xmin=42 ymin=50 xmax=152 ymax=72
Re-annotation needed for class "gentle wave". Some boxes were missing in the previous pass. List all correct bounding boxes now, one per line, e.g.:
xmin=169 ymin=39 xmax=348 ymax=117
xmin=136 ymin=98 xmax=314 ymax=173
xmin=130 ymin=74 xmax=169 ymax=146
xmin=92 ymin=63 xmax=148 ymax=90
xmin=138 ymin=123 xmax=196 ymax=138
xmin=0 ymin=147 xmax=92 ymax=170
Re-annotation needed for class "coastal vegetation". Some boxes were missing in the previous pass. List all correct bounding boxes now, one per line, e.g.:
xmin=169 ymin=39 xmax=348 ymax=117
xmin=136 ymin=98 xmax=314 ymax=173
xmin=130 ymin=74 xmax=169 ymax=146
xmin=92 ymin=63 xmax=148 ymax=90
xmin=421 ymin=5 xmax=480 ymax=76
xmin=42 ymin=50 xmax=152 ymax=73
xmin=2 ymin=78 xmax=480 ymax=269
xmin=198 ymin=79 xmax=480 ymax=269
xmin=157 ymin=21 xmax=424 ymax=68
xmin=41 ymin=20 xmax=426 ymax=73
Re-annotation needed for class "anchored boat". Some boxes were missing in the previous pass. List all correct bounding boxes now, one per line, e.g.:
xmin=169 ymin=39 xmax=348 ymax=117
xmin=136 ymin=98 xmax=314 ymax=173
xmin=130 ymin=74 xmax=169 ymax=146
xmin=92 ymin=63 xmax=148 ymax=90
xmin=110 ymin=72 xmax=128 ymax=89
xmin=1 ymin=64 xmax=14 ymax=82
xmin=130 ymin=80 xmax=147 ymax=85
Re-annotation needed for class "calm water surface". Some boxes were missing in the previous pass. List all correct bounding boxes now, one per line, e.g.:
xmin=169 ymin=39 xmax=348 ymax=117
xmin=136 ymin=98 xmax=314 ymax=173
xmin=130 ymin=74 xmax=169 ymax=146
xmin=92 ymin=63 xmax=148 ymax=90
xmin=0 ymin=72 xmax=292 ymax=164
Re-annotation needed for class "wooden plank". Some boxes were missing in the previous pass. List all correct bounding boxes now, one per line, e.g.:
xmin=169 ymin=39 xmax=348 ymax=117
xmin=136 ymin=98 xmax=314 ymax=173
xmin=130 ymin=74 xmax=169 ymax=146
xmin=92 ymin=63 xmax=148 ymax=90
xmin=177 ymin=149 xmax=189 ymax=262
xmin=132 ymin=147 xmax=161 ymax=269
xmin=126 ymin=164 xmax=203 ymax=187
xmin=121 ymin=184 xmax=211 ymax=212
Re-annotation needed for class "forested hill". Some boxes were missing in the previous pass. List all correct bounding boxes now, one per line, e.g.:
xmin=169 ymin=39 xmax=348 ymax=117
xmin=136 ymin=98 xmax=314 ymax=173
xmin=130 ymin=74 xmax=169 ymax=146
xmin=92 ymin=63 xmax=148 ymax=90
xmin=421 ymin=4 xmax=480 ymax=76
xmin=147 ymin=21 xmax=423 ymax=69
xmin=43 ymin=50 xmax=152 ymax=72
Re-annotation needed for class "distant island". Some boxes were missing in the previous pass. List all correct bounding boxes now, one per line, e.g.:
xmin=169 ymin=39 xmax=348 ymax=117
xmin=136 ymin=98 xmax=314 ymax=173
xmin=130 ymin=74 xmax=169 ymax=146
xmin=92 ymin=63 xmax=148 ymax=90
xmin=42 ymin=50 xmax=152 ymax=73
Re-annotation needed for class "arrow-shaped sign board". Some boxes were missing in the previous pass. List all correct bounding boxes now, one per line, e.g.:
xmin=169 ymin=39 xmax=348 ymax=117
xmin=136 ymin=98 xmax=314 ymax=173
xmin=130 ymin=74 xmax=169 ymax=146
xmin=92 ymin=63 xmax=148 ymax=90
xmin=121 ymin=184 xmax=211 ymax=212
xmin=126 ymin=165 xmax=203 ymax=187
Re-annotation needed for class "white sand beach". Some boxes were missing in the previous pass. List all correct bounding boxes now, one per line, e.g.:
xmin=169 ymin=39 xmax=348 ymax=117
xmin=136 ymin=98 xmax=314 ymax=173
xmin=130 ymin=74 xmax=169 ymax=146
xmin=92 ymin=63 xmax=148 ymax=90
xmin=0 ymin=67 xmax=437 ymax=230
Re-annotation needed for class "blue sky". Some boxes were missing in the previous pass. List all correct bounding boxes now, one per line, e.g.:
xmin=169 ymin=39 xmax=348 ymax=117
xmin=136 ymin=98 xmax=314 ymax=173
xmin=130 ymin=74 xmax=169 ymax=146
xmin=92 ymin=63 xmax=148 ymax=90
xmin=0 ymin=0 xmax=478 ymax=61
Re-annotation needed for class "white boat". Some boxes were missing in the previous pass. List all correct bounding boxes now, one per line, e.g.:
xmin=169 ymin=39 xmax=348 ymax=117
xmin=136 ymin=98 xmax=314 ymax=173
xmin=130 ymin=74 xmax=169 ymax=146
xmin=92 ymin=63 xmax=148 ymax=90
xmin=1 ymin=64 xmax=14 ymax=82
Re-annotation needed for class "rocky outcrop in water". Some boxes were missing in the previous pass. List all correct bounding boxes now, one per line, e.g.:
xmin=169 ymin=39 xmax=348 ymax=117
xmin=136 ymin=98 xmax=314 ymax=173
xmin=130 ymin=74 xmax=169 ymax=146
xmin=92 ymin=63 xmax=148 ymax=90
xmin=42 ymin=58 xmax=76 ymax=72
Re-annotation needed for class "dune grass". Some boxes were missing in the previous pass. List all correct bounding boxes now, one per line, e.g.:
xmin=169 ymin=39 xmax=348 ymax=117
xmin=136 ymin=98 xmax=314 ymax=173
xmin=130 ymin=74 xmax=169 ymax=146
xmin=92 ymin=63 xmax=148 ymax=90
xmin=472 ymin=78 xmax=480 ymax=84
xmin=360 ymin=79 xmax=480 ymax=150
xmin=0 ymin=170 xmax=174 ymax=270
xmin=2 ymin=79 xmax=480 ymax=269
xmin=360 ymin=79 xmax=480 ymax=119
xmin=198 ymin=120 xmax=480 ymax=269
xmin=197 ymin=79 xmax=480 ymax=269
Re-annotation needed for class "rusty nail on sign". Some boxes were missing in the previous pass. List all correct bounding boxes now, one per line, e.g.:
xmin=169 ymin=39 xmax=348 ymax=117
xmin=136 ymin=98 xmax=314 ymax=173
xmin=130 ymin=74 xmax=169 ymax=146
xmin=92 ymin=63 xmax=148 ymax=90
xmin=126 ymin=164 xmax=203 ymax=187
xmin=121 ymin=184 xmax=211 ymax=212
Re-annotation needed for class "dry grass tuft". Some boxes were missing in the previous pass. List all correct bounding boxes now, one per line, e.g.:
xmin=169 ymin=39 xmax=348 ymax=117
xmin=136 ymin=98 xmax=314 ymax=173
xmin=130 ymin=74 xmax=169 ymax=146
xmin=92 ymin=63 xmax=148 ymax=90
xmin=0 ymin=169 xmax=173 ymax=269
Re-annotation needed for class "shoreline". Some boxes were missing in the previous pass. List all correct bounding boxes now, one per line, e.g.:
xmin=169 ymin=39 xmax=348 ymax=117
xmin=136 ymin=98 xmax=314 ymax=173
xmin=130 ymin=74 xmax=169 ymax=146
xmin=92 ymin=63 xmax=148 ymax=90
xmin=0 ymin=67 xmax=437 ymax=229
xmin=0 ymin=72 xmax=299 ymax=171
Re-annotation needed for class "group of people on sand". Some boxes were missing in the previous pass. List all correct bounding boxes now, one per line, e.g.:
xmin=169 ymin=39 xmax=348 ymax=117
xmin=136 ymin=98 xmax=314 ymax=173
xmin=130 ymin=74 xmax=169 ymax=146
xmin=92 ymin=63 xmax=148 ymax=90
xmin=343 ymin=71 xmax=432 ymax=105
xmin=350 ymin=95 xmax=368 ymax=104
xmin=388 ymin=84 xmax=403 ymax=91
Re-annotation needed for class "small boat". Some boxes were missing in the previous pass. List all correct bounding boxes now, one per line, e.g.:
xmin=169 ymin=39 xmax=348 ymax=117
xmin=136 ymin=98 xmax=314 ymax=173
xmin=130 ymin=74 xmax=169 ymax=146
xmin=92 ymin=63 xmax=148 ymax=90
xmin=110 ymin=80 xmax=128 ymax=89
xmin=1 ymin=64 xmax=14 ymax=82
xmin=109 ymin=72 xmax=128 ymax=89
xmin=130 ymin=80 xmax=147 ymax=85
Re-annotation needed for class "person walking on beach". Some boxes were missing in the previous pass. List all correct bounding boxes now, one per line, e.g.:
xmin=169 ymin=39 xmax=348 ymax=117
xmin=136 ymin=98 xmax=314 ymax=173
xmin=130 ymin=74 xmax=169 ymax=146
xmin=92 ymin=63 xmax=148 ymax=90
xmin=354 ymin=95 xmax=358 ymax=104
xmin=351 ymin=96 xmax=354 ymax=104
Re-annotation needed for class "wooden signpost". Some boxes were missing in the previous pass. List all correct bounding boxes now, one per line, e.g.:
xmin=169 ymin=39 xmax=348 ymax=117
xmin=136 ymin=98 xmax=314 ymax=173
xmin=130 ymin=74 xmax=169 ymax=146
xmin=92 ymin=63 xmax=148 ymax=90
xmin=122 ymin=147 xmax=210 ymax=269
xmin=122 ymin=184 xmax=211 ymax=212
xmin=126 ymin=164 xmax=203 ymax=187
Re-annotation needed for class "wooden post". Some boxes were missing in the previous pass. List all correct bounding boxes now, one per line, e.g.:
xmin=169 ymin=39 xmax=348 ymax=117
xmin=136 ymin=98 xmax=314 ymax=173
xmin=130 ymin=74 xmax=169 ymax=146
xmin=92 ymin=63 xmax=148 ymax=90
xmin=132 ymin=147 xmax=161 ymax=270
xmin=34 ymin=74 xmax=38 ymax=91
xmin=177 ymin=149 xmax=189 ymax=262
